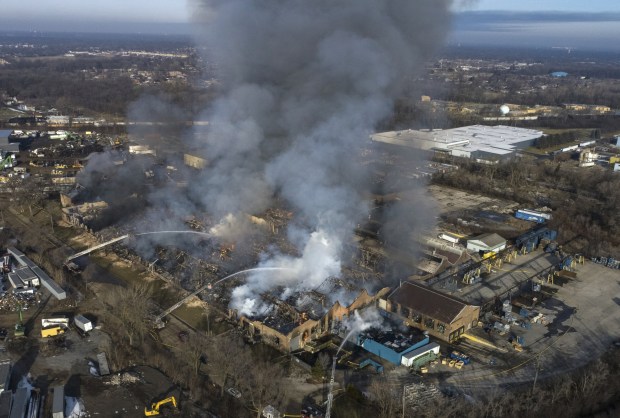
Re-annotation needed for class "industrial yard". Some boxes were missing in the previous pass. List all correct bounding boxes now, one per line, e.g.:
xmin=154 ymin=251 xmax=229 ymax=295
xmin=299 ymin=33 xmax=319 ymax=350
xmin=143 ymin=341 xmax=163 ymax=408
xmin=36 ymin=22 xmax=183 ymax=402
xmin=0 ymin=121 xmax=618 ymax=416
xmin=1 ymin=6 xmax=620 ymax=417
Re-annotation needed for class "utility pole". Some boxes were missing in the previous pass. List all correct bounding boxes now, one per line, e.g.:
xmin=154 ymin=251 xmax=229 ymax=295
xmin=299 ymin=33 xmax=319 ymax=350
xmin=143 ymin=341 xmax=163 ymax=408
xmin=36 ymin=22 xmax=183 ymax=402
xmin=49 ymin=213 xmax=54 ymax=233
xmin=532 ymin=355 xmax=541 ymax=395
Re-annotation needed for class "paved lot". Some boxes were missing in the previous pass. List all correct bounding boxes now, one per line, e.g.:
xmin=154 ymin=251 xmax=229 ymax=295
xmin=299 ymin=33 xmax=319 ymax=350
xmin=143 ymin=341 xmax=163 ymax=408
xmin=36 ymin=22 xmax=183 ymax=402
xmin=432 ymin=250 xmax=558 ymax=306
xmin=429 ymin=260 xmax=620 ymax=394
xmin=428 ymin=185 xmax=520 ymax=215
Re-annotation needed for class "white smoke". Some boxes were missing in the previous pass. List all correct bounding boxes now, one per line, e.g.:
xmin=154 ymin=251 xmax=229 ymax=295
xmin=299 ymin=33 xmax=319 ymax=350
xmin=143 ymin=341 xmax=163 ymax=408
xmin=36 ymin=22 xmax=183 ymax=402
xmin=231 ymin=228 xmax=342 ymax=316
xmin=344 ymin=307 xmax=389 ymax=334
xmin=188 ymin=0 xmax=454 ymax=315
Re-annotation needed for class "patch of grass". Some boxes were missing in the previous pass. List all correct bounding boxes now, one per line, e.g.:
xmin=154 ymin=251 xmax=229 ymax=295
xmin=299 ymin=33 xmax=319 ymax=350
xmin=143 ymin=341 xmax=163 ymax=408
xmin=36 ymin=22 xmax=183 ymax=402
xmin=174 ymin=304 xmax=206 ymax=329
xmin=52 ymin=225 xmax=82 ymax=246
xmin=539 ymin=128 xmax=593 ymax=136
xmin=89 ymin=254 xmax=144 ymax=284
xmin=0 ymin=107 xmax=26 ymax=121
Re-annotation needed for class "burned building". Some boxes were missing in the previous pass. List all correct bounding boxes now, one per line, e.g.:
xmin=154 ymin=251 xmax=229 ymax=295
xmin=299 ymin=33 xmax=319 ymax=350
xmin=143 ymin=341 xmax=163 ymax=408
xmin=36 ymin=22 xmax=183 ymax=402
xmin=61 ymin=201 xmax=108 ymax=229
xmin=237 ymin=281 xmax=390 ymax=353
xmin=379 ymin=281 xmax=479 ymax=342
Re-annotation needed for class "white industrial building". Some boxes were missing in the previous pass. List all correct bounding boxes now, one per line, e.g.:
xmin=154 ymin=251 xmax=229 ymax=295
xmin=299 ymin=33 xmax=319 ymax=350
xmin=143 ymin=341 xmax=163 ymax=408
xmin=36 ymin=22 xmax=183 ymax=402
xmin=401 ymin=342 xmax=441 ymax=367
xmin=371 ymin=125 xmax=543 ymax=160
xmin=466 ymin=233 xmax=507 ymax=254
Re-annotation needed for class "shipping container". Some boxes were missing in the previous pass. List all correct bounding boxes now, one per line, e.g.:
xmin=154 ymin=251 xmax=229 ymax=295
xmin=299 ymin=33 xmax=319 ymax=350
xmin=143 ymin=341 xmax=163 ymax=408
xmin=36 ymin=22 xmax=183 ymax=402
xmin=438 ymin=233 xmax=459 ymax=244
xmin=42 ymin=317 xmax=69 ymax=329
xmin=74 ymin=315 xmax=93 ymax=333
xmin=515 ymin=209 xmax=551 ymax=224
xmin=52 ymin=386 xmax=64 ymax=418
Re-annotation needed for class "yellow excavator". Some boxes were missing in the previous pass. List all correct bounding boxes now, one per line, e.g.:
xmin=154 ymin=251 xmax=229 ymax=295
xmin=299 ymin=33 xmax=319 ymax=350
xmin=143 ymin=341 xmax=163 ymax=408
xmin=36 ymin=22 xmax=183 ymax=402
xmin=144 ymin=396 xmax=177 ymax=416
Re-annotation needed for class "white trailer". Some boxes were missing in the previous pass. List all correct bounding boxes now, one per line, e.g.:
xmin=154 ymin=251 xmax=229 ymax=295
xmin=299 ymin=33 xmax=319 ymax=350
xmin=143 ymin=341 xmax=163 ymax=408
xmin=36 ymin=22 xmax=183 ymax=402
xmin=41 ymin=317 xmax=69 ymax=329
xmin=438 ymin=232 xmax=460 ymax=244
xmin=74 ymin=315 xmax=93 ymax=333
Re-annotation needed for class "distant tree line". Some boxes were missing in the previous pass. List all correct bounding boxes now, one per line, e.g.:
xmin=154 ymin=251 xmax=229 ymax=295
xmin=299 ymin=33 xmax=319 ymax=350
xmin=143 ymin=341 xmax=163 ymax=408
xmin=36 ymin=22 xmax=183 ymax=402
xmin=432 ymin=156 xmax=620 ymax=257
xmin=0 ymin=55 xmax=209 ymax=118
xmin=533 ymin=131 xmax=580 ymax=149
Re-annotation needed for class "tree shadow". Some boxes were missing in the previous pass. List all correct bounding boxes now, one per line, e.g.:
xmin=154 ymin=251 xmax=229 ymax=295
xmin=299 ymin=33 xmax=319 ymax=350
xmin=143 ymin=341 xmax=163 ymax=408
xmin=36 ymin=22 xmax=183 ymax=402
xmin=9 ymin=340 xmax=38 ymax=390
xmin=65 ymin=374 xmax=81 ymax=398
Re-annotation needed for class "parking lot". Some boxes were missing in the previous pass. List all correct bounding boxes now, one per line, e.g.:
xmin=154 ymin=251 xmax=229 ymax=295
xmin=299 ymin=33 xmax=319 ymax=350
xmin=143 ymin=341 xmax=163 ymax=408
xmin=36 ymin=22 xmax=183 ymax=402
xmin=428 ymin=260 xmax=620 ymax=394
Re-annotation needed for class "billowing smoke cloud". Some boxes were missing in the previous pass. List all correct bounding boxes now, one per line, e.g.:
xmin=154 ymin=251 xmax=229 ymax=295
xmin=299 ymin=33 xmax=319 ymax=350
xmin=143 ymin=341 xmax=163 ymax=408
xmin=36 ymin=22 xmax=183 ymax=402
xmin=187 ymin=0 xmax=454 ymax=315
xmin=343 ymin=307 xmax=390 ymax=335
xmin=76 ymin=1 xmax=454 ymax=314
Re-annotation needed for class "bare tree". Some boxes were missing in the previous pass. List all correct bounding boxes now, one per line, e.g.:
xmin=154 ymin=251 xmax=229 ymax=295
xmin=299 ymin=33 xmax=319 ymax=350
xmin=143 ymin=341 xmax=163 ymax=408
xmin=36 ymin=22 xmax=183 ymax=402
xmin=207 ymin=336 xmax=251 ymax=396
xmin=109 ymin=282 xmax=153 ymax=346
xmin=185 ymin=332 xmax=209 ymax=377
xmin=368 ymin=377 xmax=400 ymax=418
xmin=237 ymin=359 xmax=286 ymax=418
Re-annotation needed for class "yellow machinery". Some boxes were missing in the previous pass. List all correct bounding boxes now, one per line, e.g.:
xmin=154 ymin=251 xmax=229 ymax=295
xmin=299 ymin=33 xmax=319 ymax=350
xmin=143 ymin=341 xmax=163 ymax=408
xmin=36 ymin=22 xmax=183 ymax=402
xmin=461 ymin=333 xmax=508 ymax=353
xmin=145 ymin=396 xmax=177 ymax=416
xmin=41 ymin=326 xmax=65 ymax=338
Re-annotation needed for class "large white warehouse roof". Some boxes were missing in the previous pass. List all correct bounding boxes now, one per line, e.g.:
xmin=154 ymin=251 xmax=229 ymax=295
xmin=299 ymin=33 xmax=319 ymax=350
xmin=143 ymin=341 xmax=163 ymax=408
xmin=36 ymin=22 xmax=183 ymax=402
xmin=371 ymin=125 xmax=543 ymax=158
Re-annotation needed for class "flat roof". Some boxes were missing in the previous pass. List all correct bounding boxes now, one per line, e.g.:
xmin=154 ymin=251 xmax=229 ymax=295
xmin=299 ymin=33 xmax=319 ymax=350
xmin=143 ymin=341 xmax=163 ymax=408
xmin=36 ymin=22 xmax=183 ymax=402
xmin=362 ymin=330 xmax=426 ymax=353
xmin=52 ymin=386 xmax=64 ymax=414
xmin=15 ymin=267 xmax=37 ymax=283
xmin=401 ymin=342 xmax=440 ymax=361
xmin=371 ymin=125 xmax=542 ymax=158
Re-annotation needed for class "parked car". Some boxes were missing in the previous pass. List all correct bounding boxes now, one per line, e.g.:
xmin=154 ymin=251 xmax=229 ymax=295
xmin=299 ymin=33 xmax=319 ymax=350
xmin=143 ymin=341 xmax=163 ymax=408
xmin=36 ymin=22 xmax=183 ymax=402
xmin=226 ymin=387 xmax=242 ymax=399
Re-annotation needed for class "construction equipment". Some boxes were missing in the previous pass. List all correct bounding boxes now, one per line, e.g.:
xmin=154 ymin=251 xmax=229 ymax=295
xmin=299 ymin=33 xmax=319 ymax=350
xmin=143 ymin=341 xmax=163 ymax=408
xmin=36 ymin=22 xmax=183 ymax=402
xmin=144 ymin=396 xmax=178 ymax=416
xmin=14 ymin=304 xmax=25 ymax=338
xmin=0 ymin=155 xmax=15 ymax=169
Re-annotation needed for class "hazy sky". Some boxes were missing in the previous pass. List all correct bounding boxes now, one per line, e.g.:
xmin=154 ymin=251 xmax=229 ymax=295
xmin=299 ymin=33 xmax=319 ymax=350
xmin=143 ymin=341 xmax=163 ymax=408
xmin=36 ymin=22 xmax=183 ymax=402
xmin=3 ymin=0 xmax=620 ymax=28
xmin=472 ymin=0 xmax=620 ymax=12
xmin=2 ymin=0 xmax=620 ymax=48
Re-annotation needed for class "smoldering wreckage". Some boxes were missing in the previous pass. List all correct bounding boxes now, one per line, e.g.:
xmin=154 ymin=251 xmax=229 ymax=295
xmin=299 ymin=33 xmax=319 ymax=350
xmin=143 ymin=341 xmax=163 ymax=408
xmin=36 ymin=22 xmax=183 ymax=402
xmin=67 ymin=0 xmax=456 ymax=351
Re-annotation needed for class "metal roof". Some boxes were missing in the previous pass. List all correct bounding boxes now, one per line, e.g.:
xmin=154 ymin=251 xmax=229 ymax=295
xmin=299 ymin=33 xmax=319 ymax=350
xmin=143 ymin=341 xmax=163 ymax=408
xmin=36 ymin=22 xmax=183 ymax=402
xmin=52 ymin=386 xmax=64 ymax=414
xmin=371 ymin=125 xmax=542 ymax=158
xmin=401 ymin=342 xmax=440 ymax=361
xmin=468 ymin=233 xmax=506 ymax=248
